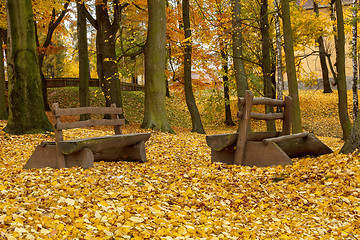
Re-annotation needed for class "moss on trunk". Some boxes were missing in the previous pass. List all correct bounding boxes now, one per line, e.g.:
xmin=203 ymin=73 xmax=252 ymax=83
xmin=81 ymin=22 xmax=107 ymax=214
xmin=4 ymin=0 xmax=52 ymax=134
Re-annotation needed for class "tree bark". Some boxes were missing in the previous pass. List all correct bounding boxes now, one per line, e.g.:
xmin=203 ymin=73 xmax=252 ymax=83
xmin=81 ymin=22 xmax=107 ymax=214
xmin=85 ymin=0 xmax=126 ymax=112
xmin=182 ymin=0 xmax=205 ymax=133
xmin=280 ymin=0 xmax=302 ymax=133
xmin=221 ymin=50 xmax=235 ymax=126
xmin=261 ymin=0 xmax=276 ymax=131
xmin=141 ymin=0 xmax=174 ymax=133
xmin=36 ymin=1 xmax=70 ymax=111
xmin=351 ymin=0 xmax=358 ymax=120
xmin=313 ymin=1 xmax=333 ymax=93
xmin=274 ymin=0 xmax=284 ymax=102
xmin=341 ymin=116 xmax=360 ymax=154
xmin=77 ymin=0 xmax=90 ymax=121
xmin=335 ymin=0 xmax=352 ymax=140
xmin=0 ymin=29 xmax=7 ymax=120
xmin=4 ymin=0 xmax=52 ymax=134
xmin=231 ymin=0 xmax=247 ymax=98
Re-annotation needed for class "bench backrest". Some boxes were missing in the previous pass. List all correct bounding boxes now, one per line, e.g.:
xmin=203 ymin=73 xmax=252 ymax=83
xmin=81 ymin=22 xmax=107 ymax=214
xmin=238 ymin=90 xmax=292 ymax=138
xmin=52 ymin=103 xmax=125 ymax=142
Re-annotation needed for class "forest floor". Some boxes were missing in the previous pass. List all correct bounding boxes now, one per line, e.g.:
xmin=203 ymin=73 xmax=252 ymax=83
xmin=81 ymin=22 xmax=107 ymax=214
xmin=0 ymin=89 xmax=359 ymax=239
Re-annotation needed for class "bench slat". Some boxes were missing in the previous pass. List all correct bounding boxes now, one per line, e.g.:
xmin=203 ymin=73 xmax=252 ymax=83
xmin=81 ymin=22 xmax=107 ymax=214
xmin=239 ymin=97 xmax=285 ymax=107
xmin=53 ymin=107 xmax=123 ymax=116
xmin=238 ymin=111 xmax=284 ymax=120
xmin=263 ymin=132 xmax=309 ymax=144
xmin=58 ymin=133 xmax=151 ymax=154
xmin=55 ymin=119 xmax=125 ymax=130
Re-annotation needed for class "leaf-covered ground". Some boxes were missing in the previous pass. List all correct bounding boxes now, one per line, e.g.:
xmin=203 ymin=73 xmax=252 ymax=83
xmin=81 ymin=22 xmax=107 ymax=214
xmin=1 ymin=90 xmax=360 ymax=239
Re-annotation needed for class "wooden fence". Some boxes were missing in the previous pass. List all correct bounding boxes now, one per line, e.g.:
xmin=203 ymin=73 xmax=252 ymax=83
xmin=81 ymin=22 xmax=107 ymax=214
xmin=5 ymin=78 xmax=144 ymax=91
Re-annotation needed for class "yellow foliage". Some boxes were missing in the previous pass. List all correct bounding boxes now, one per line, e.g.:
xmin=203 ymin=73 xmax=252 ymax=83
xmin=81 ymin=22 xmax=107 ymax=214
xmin=0 ymin=91 xmax=360 ymax=238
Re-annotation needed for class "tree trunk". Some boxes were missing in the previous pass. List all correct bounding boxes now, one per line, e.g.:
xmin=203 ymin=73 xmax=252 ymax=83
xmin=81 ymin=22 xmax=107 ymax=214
xmin=4 ymin=0 xmax=52 ymax=134
xmin=141 ymin=0 xmax=174 ymax=133
xmin=182 ymin=0 xmax=205 ymax=133
xmin=335 ymin=0 xmax=352 ymax=140
xmin=340 ymin=116 xmax=360 ymax=154
xmin=314 ymin=1 xmax=333 ymax=93
xmin=221 ymin=50 xmax=235 ymax=126
xmin=280 ymin=0 xmax=302 ymax=133
xmin=274 ymin=0 xmax=284 ymax=102
xmin=0 ymin=29 xmax=7 ymax=120
xmin=231 ymin=0 xmax=247 ymax=98
xmin=77 ymin=0 xmax=90 ymax=121
xmin=351 ymin=0 xmax=358 ymax=120
xmin=95 ymin=1 xmax=123 ymax=111
xmin=261 ymin=0 xmax=276 ymax=131
xmin=36 ymin=2 xmax=70 ymax=111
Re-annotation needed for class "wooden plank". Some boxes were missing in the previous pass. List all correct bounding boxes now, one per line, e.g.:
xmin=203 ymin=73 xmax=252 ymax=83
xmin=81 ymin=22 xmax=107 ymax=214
xmin=206 ymin=133 xmax=238 ymax=151
xmin=52 ymin=103 xmax=64 ymax=141
xmin=242 ymin=141 xmax=292 ymax=167
xmin=251 ymin=112 xmax=284 ymax=120
xmin=238 ymin=111 xmax=284 ymax=120
xmin=53 ymin=106 xmax=123 ymax=116
xmin=234 ymin=90 xmax=253 ymax=165
xmin=239 ymin=97 xmax=285 ymax=107
xmin=58 ymin=133 xmax=151 ymax=154
xmin=55 ymin=119 xmax=126 ymax=130
xmin=276 ymin=133 xmax=333 ymax=158
xmin=263 ymin=132 xmax=309 ymax=144
xmin=206 ymin=132 xmax=281 ymax=151
xmin=281 ymin=95 xmax=292 ymax=135
xmin=110 ymin=103 xmax=122 ymax=134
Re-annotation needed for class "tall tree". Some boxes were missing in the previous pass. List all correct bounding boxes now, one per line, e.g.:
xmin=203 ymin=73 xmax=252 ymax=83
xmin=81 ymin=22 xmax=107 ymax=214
xmin=231 ymin=0 xmax=247 ymax=98
xmin=280 ymin=0 xmax=302 ymax=133
xmin=77 ymin=0 xmax=90 ymax=121
xmin=182 ymin=0 xmax=205 ymax=133
xmin=85 ymin=0 xmax=127 ymax=110
xmin=221 ymin=50 xmax=235 ymax=126
xmin=260 ymin=0 xmax=276 ymax=131
xmin=351 ymin=0 xmax=358 ymax=120
xmin=4 ymin=0 xmax=52 ymax=134
xmin=313 ymin=0 xmax=332 ymax=94
xmin=273 ymin=0 xmax=283 ymax=101
xmin=0 ymin=28 xmax=7 ymax=120
xmin=36 ymin=0 xmax=70 ymax=111
xmin=334 ymin=0 xmax=351 ymax=140
xmin=141 ymin=0 xmax=174 ymax=133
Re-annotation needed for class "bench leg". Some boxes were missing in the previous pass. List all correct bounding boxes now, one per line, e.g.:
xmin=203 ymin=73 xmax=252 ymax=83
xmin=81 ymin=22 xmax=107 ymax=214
xmin=211 ymin=148 xmax=236 ymax=165
xmin=66 ymin=148 xmax=94 ymax=169
xmin=94 ymin=141 xmax=147 ymax=163
xmin=56 ymin=145 xmax=66 ymax=169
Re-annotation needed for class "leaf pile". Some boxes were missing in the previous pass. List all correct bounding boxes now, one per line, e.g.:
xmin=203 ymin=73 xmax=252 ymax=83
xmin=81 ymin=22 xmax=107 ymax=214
xmin=0 ymin=119 xmax=360 ymax=239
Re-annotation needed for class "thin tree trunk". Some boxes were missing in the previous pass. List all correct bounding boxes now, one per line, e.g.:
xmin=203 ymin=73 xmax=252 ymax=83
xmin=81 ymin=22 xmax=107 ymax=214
xmin=77 ymin=0 xmax=90 ymax=121
xmin=314 ymin=1 xmax=333 ymax=93
xmin=221 ymin=50 xmax=235 ymax=126
xmin=351 ymin=0 xmax=358 ymax=120
xmin=0 ymin=29 xmax=7 ymax=120
xmin=231 ymin=0 xmax=247 ymax=98
xmin=274 ymin=0 xmax=283 ymax=101
xmin=4 ymin=0 xmax=52 ymax=134
xmin=84 ymin=1 xmax=126 ymax=112
xmin=182 ymin=0 xmax=205 ymax=133
xmin=261 ymin=0 xmax=276 ymax=131
xmin=335 ymin=0 xmax=352 ymax=140
xmin=36 ymin=1 xmax=70 ymax=111
xmin=141 ymin=0 xmax=174 ymax=133
xmin=330 ymin=1 xmax=338 ymax=85
xmin=280 ymin=0 xmax=302 ymax=133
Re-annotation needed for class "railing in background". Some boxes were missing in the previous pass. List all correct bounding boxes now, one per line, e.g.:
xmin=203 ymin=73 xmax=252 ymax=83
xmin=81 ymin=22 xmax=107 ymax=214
xmin=5 ymin=78 xmax=144 ymax=91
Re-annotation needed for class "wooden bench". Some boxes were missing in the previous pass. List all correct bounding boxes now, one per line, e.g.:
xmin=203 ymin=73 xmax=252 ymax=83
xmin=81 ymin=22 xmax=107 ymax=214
xmin=24 ymin=103 xmax=151 ymax=169
xmin=206 ymin=90 xmax=333 ymax=167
